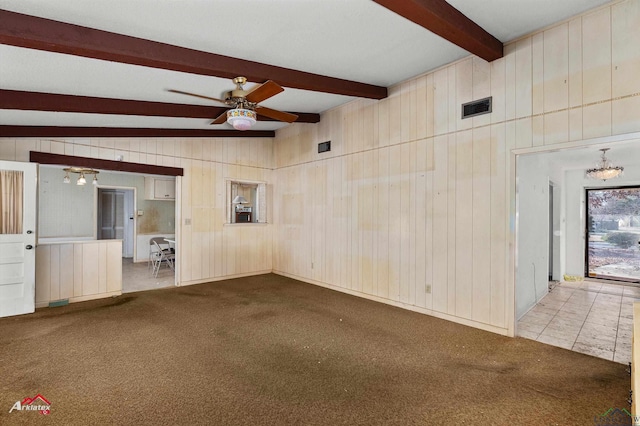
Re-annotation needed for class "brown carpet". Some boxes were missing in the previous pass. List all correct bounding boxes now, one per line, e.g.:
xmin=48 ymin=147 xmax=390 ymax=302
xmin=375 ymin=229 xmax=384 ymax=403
xmin=0 ymin=274 xmax=630 ymax=425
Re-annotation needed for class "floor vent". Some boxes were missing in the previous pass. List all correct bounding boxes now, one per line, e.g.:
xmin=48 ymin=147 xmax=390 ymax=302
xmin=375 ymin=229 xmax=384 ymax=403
xmin=462 ymin=96 xmax=492 ymax=119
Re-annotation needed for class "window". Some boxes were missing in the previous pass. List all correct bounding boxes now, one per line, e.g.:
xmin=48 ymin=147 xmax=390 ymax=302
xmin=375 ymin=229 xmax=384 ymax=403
xmin=585 ymin=186 xmax=640 ymax=282
xmin=0 ymin=170 xmax=23 ymax=234
xmin=226 ymin=179 xmax=267 ymax=224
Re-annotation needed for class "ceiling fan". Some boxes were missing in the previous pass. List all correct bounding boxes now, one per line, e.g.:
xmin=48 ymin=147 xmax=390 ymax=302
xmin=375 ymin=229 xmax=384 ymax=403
xmin=168 ymin=77 xmax=298 ymax=131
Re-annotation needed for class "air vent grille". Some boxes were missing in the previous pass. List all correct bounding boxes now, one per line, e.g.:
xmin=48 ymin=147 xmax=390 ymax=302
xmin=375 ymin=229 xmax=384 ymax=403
xmin=462 ymin=97 xmax=492 ymax=119
xmin=318 ymin=141 xmax=331 ymax=153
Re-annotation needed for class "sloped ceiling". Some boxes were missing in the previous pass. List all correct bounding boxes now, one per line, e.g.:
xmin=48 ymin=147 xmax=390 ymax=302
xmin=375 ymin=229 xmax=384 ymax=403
xmin=0 ymin=0 xmax=612 ymax=137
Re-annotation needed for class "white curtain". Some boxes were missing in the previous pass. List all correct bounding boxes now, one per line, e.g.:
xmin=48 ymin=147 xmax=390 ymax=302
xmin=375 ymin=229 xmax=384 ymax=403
xmin=0 ymin=170 xmax=23 ymax=234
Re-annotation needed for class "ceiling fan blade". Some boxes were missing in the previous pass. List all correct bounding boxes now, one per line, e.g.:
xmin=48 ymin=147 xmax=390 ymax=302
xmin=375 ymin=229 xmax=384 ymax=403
xmin=256 ymin=106 xmax=298 ymax=123
xmin=167 ymin=89 xmax=227 ymax=105
xmin=210 ymin=110 xmax=228 ymax=125
xmin=245 ymin=80 xmax=284 ymax=103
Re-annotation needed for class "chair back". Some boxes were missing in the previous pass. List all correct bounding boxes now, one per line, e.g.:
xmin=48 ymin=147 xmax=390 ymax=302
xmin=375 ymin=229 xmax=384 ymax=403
xmin=150 ymin=237 xmax=169 ymax=253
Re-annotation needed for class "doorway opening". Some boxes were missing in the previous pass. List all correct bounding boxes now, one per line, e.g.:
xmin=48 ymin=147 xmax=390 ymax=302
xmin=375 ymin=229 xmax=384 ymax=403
xmin=97 ymin=187 xmax=135 ymax=258
xmin=548 ymin=182 xmax=561 ymax=282
xmin=585 ymin=186 xmax=640 ymax=283
xmin=95 ymin=176 xmax=177 ymax=294
xmin=515 ymin=139 xmax=640 ymax=364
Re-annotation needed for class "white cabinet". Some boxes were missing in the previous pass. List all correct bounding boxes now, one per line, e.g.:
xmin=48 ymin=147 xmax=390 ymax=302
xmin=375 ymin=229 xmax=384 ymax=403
xmin=144 ymin=177 xmax=175 ymax=200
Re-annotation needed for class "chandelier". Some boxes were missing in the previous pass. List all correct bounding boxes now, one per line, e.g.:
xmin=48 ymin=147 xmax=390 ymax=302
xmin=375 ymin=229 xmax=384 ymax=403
xmin=63 ymin=167 xmax=99 ymax=186
xmin=586 ymin=148 xmax=623 ymax=181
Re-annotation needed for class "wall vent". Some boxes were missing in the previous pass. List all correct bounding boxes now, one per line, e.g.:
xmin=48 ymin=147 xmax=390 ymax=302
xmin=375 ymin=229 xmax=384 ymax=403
xmin=461 ymin=96 xmax=492 ymax=119
xmin=318 ymin=141 xmax=331 ymax=153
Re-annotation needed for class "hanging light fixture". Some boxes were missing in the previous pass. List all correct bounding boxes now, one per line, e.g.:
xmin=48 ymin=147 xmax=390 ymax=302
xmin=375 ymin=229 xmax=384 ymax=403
xmin=232 ymin=195 xmax=248 ymax=204
xmin=62 ymin=167 xmax=100 ymax=186
xmin=586 ymin=148 xmax=624 ymax=181
xmin=226 ymin=108 xmax=257 ymax=131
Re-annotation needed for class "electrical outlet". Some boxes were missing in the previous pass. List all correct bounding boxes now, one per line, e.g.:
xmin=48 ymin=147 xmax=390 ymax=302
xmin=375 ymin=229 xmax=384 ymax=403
xmin=425 ymin=285 xmax=432 ymax=294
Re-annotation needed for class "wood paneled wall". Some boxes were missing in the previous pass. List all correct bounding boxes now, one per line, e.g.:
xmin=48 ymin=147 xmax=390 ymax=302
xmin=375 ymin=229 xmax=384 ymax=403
xmin=0 ymin=137 xmax=275 ymax=287
xmin=35 ymin=240 xmax=122 ymax=307
xmin=1 ymin=0 xmax=638 ymax=333
xmin=273 ymin=0 xmax=640 ymax=335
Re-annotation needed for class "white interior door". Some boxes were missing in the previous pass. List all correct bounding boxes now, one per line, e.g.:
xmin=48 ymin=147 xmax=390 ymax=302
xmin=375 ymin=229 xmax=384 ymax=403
xmin=0 ymin=161 xmax=37 ymax=318
xmin=98 ymin=188 xmax=134 ymax=258
xmin=98 ymin=190 xmax=124 ymax=240
xmin=123 ymin=190 xmax=134 ymax=258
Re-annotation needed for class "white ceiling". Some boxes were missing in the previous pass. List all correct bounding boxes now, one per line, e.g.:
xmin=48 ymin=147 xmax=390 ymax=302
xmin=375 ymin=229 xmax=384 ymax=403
xmin=0 ymin=0 xmax=613 ymax=132
xmin=523 ymin=139 xmax=640 ymax=174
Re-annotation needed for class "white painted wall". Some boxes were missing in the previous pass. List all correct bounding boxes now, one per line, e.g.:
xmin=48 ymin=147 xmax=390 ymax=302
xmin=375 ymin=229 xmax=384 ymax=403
xmin=550 ymin=180 xmax=562 ymax=281
xmin=38 ymin=166 xmax=175 ymax=239
xmin=516 ymin=155 xmax=551 ymax=319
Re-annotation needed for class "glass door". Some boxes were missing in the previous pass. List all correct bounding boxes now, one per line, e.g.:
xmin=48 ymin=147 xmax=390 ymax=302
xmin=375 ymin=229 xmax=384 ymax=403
xmin=586 ymin=186 xmax=640 ymax=282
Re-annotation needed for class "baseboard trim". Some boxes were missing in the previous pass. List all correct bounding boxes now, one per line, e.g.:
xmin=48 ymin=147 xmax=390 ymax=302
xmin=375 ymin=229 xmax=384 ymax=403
xmin=36 ymin=290 xmax=123 ymax=309
xmin=273 ymin=270 xmax=510 ymax=337
xmin=179 ymin=270 xmax=272 ymax=287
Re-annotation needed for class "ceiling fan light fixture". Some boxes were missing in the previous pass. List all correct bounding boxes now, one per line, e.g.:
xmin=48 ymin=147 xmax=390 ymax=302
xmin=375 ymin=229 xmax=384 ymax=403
xmin=226 ymin=108 xmax=257 ymax=131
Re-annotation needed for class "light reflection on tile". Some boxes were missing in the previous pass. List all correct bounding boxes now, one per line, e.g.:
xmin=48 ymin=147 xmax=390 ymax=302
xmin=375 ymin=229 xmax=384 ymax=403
xmin=517 ymin=280 xmax=637 ymax=365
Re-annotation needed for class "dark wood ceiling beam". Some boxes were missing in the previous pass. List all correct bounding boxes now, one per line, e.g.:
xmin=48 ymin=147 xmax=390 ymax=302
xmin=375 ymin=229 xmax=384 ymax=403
xmin=372 ymin=0 xmax=503 ymax=62
xmin=30 ymin=151 xmax=184 ymax=176
xmin=0 ymin=10 xmax=387 ymax=99
xmin=0 ymin=126 xmax=275 ymax=138
xmin=0 ymin=90 xmax=320 ymax=123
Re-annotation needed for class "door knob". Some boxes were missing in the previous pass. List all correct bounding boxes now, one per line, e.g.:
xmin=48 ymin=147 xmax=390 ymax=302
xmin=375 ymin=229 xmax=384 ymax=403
xmin=26 ymin=230 xmax=33 ymax=234
xmin=25 ymin=245 xmax=33 ymax=250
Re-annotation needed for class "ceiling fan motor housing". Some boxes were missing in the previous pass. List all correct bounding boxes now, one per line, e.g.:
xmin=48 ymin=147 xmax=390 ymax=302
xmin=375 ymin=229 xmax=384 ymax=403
xmin=226 ymin=89 xmax=249 ymax=101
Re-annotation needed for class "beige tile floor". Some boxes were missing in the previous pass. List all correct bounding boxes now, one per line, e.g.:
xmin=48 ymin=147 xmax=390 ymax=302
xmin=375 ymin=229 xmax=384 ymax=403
xmin=517 ymin=280 xmax=639 ymax=364
xmin=122 ymin=258 xmax=175 ymax=293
